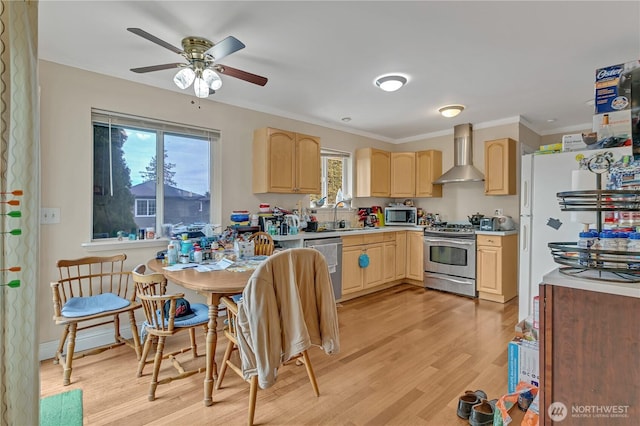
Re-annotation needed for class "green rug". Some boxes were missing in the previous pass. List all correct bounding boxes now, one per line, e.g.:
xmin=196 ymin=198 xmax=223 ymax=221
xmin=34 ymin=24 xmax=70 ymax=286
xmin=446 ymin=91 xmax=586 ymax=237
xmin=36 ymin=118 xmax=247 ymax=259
xmin=40 ymin=389 xmax=83 ymax=426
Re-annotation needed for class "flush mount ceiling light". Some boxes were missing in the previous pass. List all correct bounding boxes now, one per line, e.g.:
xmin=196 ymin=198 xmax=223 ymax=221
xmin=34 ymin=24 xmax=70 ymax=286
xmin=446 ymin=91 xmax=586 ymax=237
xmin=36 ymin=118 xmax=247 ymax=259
xmin=374 ymin=75 xmax=407 ymax=92
xmin=438 ymin=104 xmax=465 ymax=118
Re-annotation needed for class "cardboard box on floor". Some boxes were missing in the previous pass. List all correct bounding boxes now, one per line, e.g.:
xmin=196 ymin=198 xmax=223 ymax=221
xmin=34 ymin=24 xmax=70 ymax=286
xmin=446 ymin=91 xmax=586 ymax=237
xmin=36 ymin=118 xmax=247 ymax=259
xmin=508 ymin=337 xmax=539 ymax=393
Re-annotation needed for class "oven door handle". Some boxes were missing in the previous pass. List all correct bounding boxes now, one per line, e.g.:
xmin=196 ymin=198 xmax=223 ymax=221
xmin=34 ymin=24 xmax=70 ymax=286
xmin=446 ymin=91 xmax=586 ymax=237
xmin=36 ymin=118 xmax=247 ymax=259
xmin=423 ymin=237 xmax=475 ymax=245
xmin=424 ymin=272 xmax=474 ymax=285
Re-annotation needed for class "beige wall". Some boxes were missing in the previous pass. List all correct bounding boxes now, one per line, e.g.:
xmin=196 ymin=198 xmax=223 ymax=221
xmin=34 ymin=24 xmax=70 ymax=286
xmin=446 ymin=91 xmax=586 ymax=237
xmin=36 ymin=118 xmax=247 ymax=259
xmin=38 ymin=60 xmax=536 ymax=356
xmin=399 ymin=123 xmax=521 ymax=223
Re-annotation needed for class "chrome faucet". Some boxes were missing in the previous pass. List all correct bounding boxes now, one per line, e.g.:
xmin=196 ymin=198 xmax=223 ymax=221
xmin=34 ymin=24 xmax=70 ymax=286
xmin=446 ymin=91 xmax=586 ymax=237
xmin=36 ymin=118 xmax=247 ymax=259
xmin=333 ymin=198 xmax=352 ymax=229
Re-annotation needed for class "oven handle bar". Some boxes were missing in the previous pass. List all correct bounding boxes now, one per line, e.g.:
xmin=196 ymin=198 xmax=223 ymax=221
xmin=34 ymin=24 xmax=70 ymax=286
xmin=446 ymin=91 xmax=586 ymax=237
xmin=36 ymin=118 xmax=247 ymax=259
xmin=424 ymin=272 xmax=474 ymax=285
xmin=423 ymin=237 xmax=475 ymax=245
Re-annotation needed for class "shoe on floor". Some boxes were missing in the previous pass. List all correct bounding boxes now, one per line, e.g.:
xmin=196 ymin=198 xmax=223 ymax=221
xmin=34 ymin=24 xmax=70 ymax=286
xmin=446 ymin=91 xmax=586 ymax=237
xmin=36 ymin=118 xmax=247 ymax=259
xmin=456 ymin=390 xmax=488 ymax=419
xmin=468 ymin=398 xmax=497 ymax=426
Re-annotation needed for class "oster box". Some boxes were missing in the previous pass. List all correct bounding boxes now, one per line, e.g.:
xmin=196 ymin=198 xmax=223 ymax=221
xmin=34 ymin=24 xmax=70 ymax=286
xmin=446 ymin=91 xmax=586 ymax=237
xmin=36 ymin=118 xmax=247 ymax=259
xmin=594 ymin=60 xmax=639 ymax=114
xmin=594 ymin=60 xmax=640 ymax=154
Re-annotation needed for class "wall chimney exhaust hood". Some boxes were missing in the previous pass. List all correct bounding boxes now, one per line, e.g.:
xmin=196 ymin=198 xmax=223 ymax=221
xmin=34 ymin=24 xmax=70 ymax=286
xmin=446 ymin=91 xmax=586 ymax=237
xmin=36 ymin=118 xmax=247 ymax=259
xmin=434 ymin=123 xmax=484 ymax=184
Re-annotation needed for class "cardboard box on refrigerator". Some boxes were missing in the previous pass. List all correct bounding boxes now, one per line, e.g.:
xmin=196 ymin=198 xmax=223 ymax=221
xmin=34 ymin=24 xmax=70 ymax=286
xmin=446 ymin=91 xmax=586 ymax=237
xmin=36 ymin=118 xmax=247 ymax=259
xmin=595 ymin=60 xmax=639 ymax=114
xmin=507 ymin=337 xmax=539 ymax=393
xmin=594 ymin=59 xmax=640 ymax=154
xmin=561 ymin=133 xmax=598 ymax=152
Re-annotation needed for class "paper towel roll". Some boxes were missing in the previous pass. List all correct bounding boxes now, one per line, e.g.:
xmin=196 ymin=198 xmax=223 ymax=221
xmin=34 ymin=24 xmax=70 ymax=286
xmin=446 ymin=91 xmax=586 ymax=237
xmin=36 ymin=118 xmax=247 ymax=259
xmin=571 ymin=170 xmax=596 ymax=225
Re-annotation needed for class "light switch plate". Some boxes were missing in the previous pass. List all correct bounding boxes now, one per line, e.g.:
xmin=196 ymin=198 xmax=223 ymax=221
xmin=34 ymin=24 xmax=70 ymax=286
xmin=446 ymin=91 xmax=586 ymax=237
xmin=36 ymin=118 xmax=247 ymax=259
xmin=494 ymin=208 xmax=503 ymax=216
xmin=41 ymin=207 xmax=60 ymax=224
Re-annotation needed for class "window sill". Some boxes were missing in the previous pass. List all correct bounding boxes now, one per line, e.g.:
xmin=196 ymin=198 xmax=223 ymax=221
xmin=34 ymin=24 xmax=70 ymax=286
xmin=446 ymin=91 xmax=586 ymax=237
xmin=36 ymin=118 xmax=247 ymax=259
xmin=82 ymin=238 xmax=169 ymax=252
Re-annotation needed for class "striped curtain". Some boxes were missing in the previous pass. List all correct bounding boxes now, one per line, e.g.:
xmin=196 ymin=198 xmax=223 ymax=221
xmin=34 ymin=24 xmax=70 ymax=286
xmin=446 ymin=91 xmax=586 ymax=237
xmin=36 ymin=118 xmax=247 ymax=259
xmin=0 ymin=1 xmax=40 ymax=424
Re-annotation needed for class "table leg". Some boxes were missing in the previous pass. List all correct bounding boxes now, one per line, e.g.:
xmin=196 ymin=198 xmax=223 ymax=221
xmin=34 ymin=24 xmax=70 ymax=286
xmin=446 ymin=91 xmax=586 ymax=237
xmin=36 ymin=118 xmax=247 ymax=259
xmin=204 ymin=293 xmax=221 ymax=407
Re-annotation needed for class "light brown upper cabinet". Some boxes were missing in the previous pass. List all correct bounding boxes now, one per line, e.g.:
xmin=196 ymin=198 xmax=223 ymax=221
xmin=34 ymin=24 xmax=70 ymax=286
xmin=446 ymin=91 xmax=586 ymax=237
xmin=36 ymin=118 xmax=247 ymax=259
xmin=390 ymin=152 xmax=416 ymax=198
xmin=253 ymin=127 xmax=321 ymax=194
xmin=415 ymin=150 xmax=443 ymax=198
xmin=484 ymin=138 xmax=516 ymax=195
xmin=356 ymin=148 xmax=390 ymax=197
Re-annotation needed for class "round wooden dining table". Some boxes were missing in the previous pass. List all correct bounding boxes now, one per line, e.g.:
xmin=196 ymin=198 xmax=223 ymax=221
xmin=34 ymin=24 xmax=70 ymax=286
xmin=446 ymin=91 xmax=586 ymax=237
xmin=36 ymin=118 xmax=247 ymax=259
xmin=147 ymin=258 xmax=253 ymax=406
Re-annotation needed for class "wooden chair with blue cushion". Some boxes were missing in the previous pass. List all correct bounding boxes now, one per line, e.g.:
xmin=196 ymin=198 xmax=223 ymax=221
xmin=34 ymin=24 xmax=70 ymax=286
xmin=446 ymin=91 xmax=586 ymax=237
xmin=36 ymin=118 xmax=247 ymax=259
xmin=132 ymin=264 xmax=210 ymax=401
xmin=51 ymin=254 xmax=142 ymax=385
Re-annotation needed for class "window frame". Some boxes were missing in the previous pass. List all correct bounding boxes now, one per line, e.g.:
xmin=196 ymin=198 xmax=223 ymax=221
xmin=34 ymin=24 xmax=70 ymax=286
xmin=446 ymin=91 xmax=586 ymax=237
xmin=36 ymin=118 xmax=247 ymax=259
xmin=135 ymin=199 xmax=157 ymax=217
xmin=90 ymin=109 xmax=220 ymax=244
xmin=318 ymin=148 xmax=352 ymax=208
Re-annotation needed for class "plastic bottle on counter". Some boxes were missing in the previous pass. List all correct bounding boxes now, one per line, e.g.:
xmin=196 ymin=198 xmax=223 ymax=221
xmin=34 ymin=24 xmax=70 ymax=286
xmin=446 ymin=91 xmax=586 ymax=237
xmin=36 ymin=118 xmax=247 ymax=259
xmin=193 ymin=246 xmax=203 ymax=264
xmin=598 ymin=231 xmax=618 ymax=268
xmin=578 ymin=231 xmax=597 ymax=267
xmin=615 ymin=232 xmax=629 ymax=252
xmin=167 ymin=242 xmax=178 ymax=266
xmin=627 ymin=232 xmax=640 ymax=269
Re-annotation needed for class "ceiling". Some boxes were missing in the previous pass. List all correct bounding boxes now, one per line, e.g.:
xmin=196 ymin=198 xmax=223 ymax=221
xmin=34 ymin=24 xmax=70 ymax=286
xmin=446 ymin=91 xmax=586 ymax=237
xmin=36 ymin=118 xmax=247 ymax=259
xmin=38 ymin=1 xmax=640 ymax=143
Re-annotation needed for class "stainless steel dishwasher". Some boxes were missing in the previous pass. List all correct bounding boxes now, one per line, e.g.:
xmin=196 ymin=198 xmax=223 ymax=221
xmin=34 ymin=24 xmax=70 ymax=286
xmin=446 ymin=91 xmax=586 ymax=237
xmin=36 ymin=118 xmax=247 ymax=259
xmin=303 ymin=237 xmax=342 ymax=300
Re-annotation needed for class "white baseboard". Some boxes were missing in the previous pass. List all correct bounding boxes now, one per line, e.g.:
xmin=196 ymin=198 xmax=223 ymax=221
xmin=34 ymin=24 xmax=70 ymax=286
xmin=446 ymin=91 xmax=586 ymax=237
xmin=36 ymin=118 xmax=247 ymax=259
xmin=39 ymin=324 xmax=136 ymax=362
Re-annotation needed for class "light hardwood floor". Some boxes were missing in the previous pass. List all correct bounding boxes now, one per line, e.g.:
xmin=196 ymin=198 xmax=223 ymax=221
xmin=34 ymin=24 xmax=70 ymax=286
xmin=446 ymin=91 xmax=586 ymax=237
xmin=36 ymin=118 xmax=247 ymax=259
xmin=40 ymin=284 xmax=519 ymax=425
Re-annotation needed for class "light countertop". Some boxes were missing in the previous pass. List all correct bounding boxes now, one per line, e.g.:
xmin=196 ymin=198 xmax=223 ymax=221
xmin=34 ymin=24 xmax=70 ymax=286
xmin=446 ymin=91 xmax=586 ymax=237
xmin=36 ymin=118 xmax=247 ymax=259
xmin=272 ymin=226 xmax=423 ymax=241
xmin=475 ymin=229 xmax=518 ymax=236
xmin=273 ymin=226 xmax=518 ymax=241
xmin=543 ymin=268 xmax=640 ymax=298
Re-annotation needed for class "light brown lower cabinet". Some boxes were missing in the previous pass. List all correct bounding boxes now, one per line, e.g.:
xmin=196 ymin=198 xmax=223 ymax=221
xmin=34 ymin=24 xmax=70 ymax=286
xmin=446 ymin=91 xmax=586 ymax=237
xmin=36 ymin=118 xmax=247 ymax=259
xmin=406 ymin=231 xmax=424 ymax=281
xmin=395 ymin=231 xmax=407 ymax=280
xmin=383 ymin=233 xmax=397 ymax=283
xmin=341 ymin=234 xmax=384 ymax=295
xmin=476 ymin=234 xmax=517 ymax=302
xmin=341 ymin=230 xmax=422 ymax=297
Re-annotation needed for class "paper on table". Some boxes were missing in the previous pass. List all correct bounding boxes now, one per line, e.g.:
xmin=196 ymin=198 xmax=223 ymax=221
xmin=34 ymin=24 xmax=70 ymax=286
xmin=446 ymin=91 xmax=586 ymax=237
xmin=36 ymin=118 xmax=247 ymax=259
xmin=163 ymin=263 xmax=199 ymax=271
xmin=195 ymin=257 xmax=235 ymax=272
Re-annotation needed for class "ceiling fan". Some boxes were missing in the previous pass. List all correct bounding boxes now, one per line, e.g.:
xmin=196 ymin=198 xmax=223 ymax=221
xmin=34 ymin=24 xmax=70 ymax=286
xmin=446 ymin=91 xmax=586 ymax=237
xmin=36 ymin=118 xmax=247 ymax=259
xmin=127 ymin=28 xmax=268 ymax=98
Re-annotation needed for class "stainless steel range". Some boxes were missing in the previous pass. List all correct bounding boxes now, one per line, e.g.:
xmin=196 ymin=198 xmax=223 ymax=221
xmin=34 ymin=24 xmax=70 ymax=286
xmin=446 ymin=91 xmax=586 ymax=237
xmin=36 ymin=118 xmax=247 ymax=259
xmin=423 ymin=224 xmax=477 ymax=297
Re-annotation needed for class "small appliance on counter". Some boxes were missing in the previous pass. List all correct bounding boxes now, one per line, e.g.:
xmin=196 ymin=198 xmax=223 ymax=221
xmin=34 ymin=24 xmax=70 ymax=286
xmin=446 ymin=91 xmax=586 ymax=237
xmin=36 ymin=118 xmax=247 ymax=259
xmin=480 ymin=217 xmax=500 ymax=231
xmin=495 ymin=215 xmax=516 ymax=231
xmin=468 ymin=212 xmax=484 ymax=227
xmin=384 ymin=206 xmax=417 ymax=226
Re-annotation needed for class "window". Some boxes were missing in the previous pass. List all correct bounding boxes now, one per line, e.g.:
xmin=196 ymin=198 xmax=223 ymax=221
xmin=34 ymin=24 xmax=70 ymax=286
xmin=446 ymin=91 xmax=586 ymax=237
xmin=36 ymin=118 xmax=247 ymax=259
xmin=135 ymin=199 xmax=156 ymax=217
xmin=310 ymin=149 xmax=352 ymax=207
xmin=92 ymin=109 xmax=218 ymax=240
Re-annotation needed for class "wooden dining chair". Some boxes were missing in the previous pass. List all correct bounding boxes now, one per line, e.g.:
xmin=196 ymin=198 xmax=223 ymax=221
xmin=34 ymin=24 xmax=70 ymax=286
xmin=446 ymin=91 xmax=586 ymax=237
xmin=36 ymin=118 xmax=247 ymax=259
xmin=249 ymin=231 xmax=274 ymax=256
xmin=50 ymin=254 xmax=142 ymax=385
xmin=215 ymin=249 xmax=340 ymax=425
xmin=132 ymin=264 xmax=210 ymax=401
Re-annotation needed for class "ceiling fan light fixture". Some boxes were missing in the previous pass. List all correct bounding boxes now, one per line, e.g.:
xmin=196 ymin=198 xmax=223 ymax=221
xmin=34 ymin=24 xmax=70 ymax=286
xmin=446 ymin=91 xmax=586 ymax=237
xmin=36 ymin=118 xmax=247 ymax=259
xmin=375 ymin=75 xmax=407 ymax=92
xmin=203 ymin=68 xmax=222 ymax=91
xmin=438 ymin=104 xmax=465 ymax=118
xmin=193 ymin=76 xmax=210 ymax=98
xmin=174 ymin=68 xmax=195 ymax=89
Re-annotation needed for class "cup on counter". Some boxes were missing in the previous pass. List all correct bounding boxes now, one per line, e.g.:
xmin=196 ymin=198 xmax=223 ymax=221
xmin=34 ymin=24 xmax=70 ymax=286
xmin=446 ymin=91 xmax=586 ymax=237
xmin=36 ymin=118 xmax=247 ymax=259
xmin=146 ymin=227 xmax=155 ymax=239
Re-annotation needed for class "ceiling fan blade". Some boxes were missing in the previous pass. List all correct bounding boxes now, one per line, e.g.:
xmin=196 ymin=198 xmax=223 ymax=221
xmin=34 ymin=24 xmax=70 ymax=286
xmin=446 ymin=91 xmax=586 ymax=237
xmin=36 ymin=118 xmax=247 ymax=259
xmin=207 ymin=36 xmax=245 ymax=61
xmin=216 ymin=65 xmax=268 ymax=86
xmin=130 ymin=63 xmax=185 ymax=73
xmin=127 ymin=28 xmax=183 ymax=55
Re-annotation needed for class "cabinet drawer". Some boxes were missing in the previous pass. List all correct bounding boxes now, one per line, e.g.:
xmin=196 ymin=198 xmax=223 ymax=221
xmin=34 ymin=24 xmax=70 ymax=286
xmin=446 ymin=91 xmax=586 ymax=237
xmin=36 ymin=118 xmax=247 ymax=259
xmin=363 ymin=234 xmax=384 ymax=244
xmin=477 ymin=234 xmax=502 ymax=247
xmin=383 ymin=232 xmax=396 ymax=242
xmin=342 ymin=235 xmax=365 ymax=247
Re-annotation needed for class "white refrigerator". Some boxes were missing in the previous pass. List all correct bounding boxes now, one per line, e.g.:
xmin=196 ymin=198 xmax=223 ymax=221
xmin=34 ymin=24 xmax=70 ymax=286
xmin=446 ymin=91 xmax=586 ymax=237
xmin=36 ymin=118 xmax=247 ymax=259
xmin=518 ymin=146 xmax=632 ymax=320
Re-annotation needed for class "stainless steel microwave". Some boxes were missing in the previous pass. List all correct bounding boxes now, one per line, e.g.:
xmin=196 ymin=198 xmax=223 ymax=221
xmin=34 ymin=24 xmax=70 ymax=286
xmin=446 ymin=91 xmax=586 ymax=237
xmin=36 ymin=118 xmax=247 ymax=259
xmin=384 ymin=206 xmax=417 ymax=226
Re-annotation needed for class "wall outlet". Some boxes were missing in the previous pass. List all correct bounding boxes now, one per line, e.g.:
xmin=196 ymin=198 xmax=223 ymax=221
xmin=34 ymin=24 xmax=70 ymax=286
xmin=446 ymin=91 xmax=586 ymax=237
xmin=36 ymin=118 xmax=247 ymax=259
xmin=41 ymin=207 xmax=61 ymax=224
xmin=494 ymin=208 xmax=503 ymax=216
